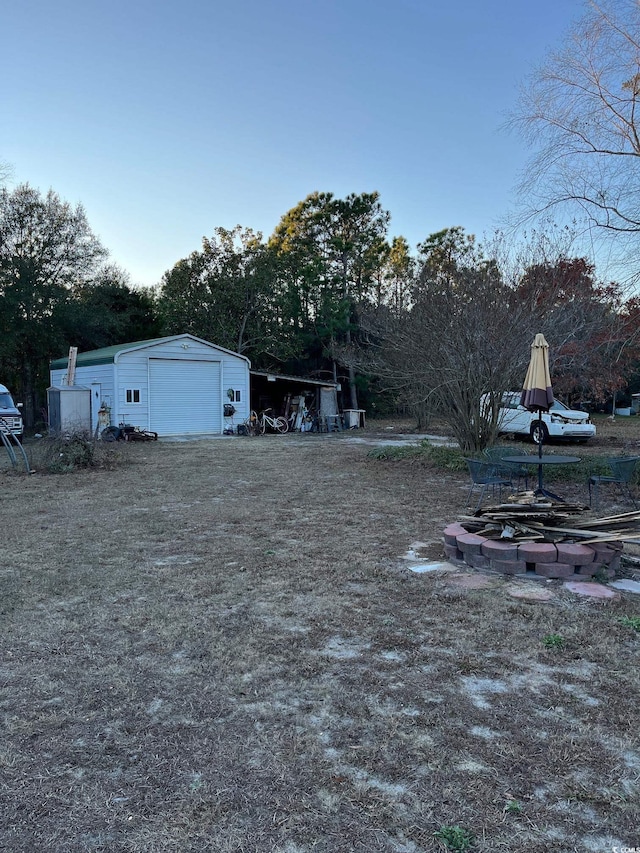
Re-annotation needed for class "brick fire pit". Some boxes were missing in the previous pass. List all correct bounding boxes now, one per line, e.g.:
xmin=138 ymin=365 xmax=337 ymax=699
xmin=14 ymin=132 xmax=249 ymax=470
xmin=443 ymin=523 xmax=621 ymax=580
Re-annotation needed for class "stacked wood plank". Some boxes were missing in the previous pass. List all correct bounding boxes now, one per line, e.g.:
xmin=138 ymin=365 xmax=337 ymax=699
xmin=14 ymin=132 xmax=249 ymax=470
xmin=459 ymin=493 xmax=640 ymax=545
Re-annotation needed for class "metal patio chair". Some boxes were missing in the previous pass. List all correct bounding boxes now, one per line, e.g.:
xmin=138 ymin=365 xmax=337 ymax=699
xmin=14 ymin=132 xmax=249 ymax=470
xmin=588 ymin=456 xmax=640 ymax=509
xmin=464 ymin=458 xmax=514 ymax=511
xmin=483 ymin=446 xmax=530 ymax=491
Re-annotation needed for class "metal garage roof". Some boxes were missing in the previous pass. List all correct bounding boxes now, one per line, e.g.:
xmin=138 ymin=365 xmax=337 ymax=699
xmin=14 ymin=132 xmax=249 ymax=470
xmin=250 ymin=370 xmax=339 ymax=388
xmin=50 ymin=335 xmax=251 ymax=370
xmin=50 ymin=339 xmax=169 ymax=369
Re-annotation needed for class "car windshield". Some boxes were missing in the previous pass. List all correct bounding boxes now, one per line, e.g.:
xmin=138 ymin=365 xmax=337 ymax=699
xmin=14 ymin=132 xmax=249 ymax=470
xmin=500 ymin=395 xmax=575 ymax=412
xmin=0 ymin=393 xmax=15 ymax=410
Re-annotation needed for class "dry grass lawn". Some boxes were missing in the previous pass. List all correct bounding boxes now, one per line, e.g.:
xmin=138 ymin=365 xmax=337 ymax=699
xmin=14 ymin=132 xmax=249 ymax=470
xmin=1 ymin=418 xmax=640 ymax=852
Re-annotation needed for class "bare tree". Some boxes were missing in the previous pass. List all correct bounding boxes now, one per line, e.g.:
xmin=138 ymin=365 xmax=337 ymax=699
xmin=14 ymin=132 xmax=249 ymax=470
xmin=0 ymin=159 xmax=13 ymax=188
xmin=512 ymin=0 xmax=640 ymax=275
xmin=357 ymin=267 xmax=531 ymax=451
xmin=352 ymin=229 xmax=626 ymax=452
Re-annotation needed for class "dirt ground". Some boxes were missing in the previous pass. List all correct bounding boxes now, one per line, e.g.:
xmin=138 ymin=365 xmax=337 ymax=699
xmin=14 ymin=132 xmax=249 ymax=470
xmin=1 ymin=420 xmax=640 ymax=852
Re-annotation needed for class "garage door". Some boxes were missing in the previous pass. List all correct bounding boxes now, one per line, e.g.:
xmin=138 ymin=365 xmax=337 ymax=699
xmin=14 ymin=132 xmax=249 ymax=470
xmin=149 ymin=358 xmax=221 ymax=434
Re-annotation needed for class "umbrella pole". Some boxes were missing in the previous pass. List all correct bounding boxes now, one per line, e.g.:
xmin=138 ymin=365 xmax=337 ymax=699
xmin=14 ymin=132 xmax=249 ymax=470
xmin=538 ymin=407 xmax=544 ymax=493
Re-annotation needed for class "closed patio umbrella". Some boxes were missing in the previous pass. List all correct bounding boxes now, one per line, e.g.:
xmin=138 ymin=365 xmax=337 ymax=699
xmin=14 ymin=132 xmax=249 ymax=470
xmin=521 ymin=334 xmax=554 ymax=494
xmin=521 ymin=333 xmax=553 ymax=414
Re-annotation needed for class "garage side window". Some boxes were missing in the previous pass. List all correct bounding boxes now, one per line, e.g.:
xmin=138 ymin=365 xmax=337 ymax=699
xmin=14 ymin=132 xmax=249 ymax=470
xmin=126 ymin=389 xmax=141 ymax=404
xmin=233 ymin=390 xmax=241 ymax=402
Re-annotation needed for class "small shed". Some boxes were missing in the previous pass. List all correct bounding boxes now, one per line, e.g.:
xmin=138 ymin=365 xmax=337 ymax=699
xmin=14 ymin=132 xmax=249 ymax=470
xmin=47 ymin=385 xmax=92 ymax=433
xmin=49 ymin=335 xmax=251 ymax=436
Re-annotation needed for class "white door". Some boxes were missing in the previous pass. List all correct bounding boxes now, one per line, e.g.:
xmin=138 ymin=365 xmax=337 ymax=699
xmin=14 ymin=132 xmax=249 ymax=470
xmin=148 ymin=359 xmax=221 ymax=434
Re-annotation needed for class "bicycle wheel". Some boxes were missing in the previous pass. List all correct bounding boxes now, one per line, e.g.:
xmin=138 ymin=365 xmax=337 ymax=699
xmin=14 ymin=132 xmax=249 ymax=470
xmin=274 ymin=417 xmax=289 ymax=434
xmin=259 ymin=415 xmax=267 ymax=434
xmin=243 ymin=412 xmax=258 ymax=436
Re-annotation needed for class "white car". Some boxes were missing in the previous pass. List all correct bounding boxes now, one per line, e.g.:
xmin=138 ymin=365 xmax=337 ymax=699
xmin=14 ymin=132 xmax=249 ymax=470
xmin=495 ymin=391 xmax=596 ymax=443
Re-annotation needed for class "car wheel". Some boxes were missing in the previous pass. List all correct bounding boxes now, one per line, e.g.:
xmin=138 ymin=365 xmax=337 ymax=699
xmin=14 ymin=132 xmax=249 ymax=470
xmin=530 ymin=420 xmax=549 ymax=444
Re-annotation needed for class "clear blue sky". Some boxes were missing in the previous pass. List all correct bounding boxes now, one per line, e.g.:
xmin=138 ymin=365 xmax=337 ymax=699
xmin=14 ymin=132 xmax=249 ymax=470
xmin=3 ymin=0 xmax=587 ymax=288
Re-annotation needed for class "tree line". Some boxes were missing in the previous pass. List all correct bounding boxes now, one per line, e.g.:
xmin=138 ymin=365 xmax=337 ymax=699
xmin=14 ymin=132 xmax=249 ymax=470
xmin=1 ymin=181 xmax=639 ymax=451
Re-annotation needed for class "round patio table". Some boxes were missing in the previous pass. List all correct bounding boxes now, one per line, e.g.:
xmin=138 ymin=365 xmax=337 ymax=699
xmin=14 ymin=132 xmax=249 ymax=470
xmin=502 ymin=454 xmax=581 ymax=501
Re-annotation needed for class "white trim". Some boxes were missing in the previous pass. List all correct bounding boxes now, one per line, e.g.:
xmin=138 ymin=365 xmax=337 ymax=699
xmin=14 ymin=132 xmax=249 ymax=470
xmin=220 ymin=360 xmax=224 ymax=427
xmin=112 ymin=334 xmax=251 ymax=367
xmin=146 ymin=359 xmax=151 ymax=427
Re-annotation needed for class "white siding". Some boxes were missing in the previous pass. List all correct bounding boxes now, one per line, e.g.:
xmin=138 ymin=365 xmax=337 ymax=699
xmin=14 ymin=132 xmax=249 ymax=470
xmin=49 ymin=364 xmax=116 ymax=427
xmin=114 ymin=350 xmax=153 ymax=427
xmin=221 ymin=359 xmax=250 ymax=426
xmin=50 ymin=364 xmax=113 ymax=397
xmin=49 ymin=368 xmax=67 ymax=387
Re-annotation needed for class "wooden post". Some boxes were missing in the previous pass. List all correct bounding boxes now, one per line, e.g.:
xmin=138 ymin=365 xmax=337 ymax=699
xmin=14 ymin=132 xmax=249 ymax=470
xmin=67 ymin=347 xmax=78 ymax=386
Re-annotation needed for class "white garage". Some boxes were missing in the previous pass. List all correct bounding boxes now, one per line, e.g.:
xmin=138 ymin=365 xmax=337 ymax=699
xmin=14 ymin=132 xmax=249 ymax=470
xmin=49 ymin=335 xmax=251 ymax=436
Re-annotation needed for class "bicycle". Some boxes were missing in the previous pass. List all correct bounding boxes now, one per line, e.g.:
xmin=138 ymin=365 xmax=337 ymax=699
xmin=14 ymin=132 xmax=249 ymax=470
xmin=243 ymin=409 xmax=288 ymax=435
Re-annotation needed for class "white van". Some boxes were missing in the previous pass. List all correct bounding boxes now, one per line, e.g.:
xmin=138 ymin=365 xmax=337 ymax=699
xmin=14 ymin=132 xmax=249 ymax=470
xmin=0 ymin=384 xmax=23 ymax=440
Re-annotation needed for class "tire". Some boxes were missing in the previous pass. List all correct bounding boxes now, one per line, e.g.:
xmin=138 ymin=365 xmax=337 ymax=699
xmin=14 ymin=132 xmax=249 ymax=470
xmin=274 ymin=417 xmax=289 ymax=434
xmin=101 ymin=426 xmax=121 ymax=442
xmin=530 ymin=420 xmax=549 ymax=445
xmin=260 ymin=416 xmax=267 ymax=435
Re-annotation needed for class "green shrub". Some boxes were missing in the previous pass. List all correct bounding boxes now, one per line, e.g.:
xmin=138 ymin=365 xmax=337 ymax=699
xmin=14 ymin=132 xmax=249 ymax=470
xmin=367 ymin=445 xmax=425 ymax=461
xmin=619 ymin=616 xmax=640 ymax=632
xmin=419 ymin=442 xmax=466 ymax=471
xmin=368 ymin=441 xmax=465 ymax=470
xmin=434 ymin=824 xmax=474 ymax=851
xmin=542 ymin=633 xmax=564 ymax=649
